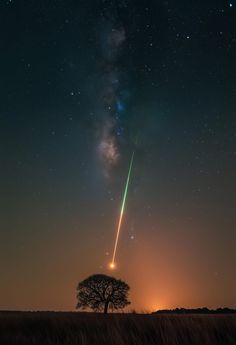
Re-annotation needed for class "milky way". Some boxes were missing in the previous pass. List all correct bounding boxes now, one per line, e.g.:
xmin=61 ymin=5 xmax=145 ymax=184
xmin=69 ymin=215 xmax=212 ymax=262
xmin=96 ymin=4 xmax=127 ymax=177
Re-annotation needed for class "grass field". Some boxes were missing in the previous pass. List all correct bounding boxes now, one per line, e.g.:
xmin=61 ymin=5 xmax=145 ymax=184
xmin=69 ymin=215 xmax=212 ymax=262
xmin=0 ymin=311 xmax=236 ymax=345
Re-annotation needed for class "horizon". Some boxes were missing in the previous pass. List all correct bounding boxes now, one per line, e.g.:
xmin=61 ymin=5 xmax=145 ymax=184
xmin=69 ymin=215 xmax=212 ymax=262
xmin=1 ymin=306 xmax=236 ymax=315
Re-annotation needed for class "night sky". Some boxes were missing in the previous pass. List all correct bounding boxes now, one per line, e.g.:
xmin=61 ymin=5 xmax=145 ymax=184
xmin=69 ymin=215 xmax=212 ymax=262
xmin=1 ymin=0 xmax=236 ymax=311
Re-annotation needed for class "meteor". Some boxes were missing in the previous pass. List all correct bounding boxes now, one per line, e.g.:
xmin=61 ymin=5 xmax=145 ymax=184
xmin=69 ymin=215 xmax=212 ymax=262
xmin=109 ymin=152 xmax=134 ymax=269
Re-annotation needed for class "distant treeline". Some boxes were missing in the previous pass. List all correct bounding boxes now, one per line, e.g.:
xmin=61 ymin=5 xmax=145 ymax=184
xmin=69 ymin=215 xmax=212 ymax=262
xmin=154 ymin=308 xmax=236 ymax=314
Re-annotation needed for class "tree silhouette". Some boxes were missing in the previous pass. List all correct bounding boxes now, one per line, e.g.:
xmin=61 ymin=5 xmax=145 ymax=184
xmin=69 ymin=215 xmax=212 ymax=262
xmin=76 ymin=274 xmax=130 ymax=314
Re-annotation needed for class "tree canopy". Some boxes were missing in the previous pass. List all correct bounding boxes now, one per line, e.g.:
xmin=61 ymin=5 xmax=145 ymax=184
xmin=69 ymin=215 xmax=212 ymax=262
xmin=76 ymin=274 xmax=130 ymax=313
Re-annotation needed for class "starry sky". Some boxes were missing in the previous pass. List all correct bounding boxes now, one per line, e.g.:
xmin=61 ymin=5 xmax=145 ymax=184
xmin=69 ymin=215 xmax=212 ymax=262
xmin=0 ymin=0 xmax=236 ymax=311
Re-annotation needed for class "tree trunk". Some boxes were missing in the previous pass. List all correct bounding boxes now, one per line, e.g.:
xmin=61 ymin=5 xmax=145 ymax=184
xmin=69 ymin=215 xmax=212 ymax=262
xmin=104 ymin=300 xmax=109 ymax=314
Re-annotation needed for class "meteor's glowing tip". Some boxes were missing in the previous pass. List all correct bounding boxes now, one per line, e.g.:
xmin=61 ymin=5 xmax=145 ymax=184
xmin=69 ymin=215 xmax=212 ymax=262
xmin=109 ymin=262 xmax=116 ymax=270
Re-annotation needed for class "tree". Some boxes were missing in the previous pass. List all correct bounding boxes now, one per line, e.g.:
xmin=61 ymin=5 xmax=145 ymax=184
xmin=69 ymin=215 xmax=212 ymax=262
xmin=76 ymin=274 xmax=130 ymax=314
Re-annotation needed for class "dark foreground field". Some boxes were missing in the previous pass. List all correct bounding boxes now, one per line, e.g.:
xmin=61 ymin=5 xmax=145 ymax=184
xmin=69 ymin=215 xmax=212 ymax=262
xmin=1 ymin=312 xmax=236 ymax=345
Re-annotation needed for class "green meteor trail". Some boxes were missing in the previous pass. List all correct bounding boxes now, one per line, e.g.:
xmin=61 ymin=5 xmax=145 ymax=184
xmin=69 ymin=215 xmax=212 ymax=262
xmin=110 ymin=152 xmax=134 ymax=269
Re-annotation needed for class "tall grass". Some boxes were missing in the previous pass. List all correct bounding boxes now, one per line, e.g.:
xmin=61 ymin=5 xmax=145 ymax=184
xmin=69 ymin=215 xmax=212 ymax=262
xmin=0 ymin=312 xmax=235 ymax=345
